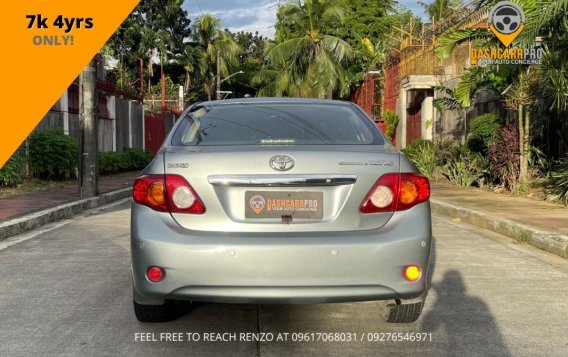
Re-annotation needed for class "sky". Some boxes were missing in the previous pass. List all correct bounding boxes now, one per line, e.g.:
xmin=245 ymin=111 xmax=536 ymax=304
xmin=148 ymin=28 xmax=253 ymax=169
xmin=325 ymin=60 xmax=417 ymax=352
xmin=181 ymin=0 xmax=426 ymax=39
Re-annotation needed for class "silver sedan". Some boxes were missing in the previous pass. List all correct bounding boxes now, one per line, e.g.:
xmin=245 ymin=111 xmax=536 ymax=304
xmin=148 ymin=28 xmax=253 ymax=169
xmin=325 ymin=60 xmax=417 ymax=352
xmin=130 ymin=98 xmax=431 ymax=323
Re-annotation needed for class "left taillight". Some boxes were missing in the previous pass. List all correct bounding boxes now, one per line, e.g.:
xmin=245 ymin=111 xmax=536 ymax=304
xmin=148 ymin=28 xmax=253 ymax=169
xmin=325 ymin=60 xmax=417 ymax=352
xmin=133 ymin=174 xmax=205 ymax=214
xmin=133 ymin=175 xmax=168 ymax=212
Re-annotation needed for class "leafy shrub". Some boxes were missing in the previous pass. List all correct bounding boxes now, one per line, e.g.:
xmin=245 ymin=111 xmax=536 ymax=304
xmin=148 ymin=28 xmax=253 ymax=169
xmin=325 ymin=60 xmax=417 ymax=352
xmin=124 ymin=148 xmax=153 ymax=169
xmin=99 ymin=148 xmax=152 ymax=175
xmin=99 ymin=152 xmax=128 ymax=174
xmin=403 ymin=139 xmax=433 ymax=156
xmin=443 ymin=149 xmax=488 ymax=187
xmin=468 ymin=113 xmax=503 ymax=153
xmin=29 ymin=129 xmax=78 ymax=180
xmin=432 ymin=139 xmax=457 ymax=167
xmin=487 ymin=122 xmax=520 ymax=191
xmin=403 ymin=140 xmax=436 ymax=178
xmin=383 ymin=110 xmax=399 ymax=138
xmin=548 ymin=156 xmax=568 ymax=205
xmin=0 ymin=154 xmax=23 ymax=187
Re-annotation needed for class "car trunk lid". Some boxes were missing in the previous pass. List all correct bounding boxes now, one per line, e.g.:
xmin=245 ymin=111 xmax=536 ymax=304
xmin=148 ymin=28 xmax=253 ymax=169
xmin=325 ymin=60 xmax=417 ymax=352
xmin=164 ymin=145 xmax=400 ymax=233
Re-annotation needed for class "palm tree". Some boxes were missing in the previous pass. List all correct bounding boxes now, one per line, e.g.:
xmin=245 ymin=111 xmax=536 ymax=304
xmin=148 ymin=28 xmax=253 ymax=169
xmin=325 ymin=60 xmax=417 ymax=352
xmin=192 ymin=14 xmax=241 ymax=100
xmin=418 ymin=0 xmax=462 ymax=23
xmin=178 ymin=44 xmax=203 ymax=93
xmin=255 ymin=0 xmax=353 ymax=98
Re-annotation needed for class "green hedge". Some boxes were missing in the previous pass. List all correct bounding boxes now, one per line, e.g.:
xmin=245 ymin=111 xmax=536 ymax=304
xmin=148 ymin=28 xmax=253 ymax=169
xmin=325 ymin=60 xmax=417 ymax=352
xmin=29 ymin=129 xmax=78 ymax=180
xmin=99 ymin=148 xmax=153 ymax=175
xmin=0 ymin=154 xmax=23 ymax=187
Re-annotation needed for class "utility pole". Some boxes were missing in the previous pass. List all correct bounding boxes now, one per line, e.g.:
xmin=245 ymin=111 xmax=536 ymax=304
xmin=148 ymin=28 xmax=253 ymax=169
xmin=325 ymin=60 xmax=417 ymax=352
xmin=79 ymin=57 xmax=98 ymax=198
xmin=216 ymin=50 xmax=221 ymax=100
xmin=161 ymin=61 xmax=166 ymax=117
xmin=140 ymin=58 xmax=144 ymax=97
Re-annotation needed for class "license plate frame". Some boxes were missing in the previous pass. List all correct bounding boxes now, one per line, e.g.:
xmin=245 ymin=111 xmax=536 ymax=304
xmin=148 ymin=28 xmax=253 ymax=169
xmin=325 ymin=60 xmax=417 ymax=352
xmin=245 ymin=191 xmax=323 ymax=219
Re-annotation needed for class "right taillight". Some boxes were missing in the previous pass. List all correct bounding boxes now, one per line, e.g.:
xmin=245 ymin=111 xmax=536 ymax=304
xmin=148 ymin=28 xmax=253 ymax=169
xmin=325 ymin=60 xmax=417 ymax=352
xmin=360 ymin=173 xmax=430 ymax=213
xmin=133 ymin=174 xmax=206 ymax=214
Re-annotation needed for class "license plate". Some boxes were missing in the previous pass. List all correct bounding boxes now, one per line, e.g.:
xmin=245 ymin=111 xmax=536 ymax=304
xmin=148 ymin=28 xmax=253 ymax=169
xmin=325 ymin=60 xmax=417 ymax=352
xmin=245 ymin=191 xmax=323 ymax=219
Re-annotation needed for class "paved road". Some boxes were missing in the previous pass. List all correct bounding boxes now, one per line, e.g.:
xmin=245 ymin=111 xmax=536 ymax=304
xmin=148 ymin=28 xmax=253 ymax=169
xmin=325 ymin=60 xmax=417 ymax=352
xmin=0 ymin=202 xmax=567 ymax=357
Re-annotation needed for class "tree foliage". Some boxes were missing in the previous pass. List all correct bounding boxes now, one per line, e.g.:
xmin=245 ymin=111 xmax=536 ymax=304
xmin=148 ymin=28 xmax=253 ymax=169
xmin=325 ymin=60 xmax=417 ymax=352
xmin=105 ymin=0 xmax=192 ymax=93
xmin=256 ymin=0 xmax=354 ymax=98
xmin=192 ymin=14 xmax=241 ymax=100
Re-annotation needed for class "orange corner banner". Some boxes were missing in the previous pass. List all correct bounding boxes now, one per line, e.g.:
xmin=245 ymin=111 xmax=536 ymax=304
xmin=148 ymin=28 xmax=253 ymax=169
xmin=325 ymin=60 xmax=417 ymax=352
xmin=0 ymin=0 xmax=140 ymax=168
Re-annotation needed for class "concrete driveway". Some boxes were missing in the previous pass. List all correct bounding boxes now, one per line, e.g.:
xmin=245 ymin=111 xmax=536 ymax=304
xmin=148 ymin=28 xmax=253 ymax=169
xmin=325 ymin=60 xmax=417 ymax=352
xmin=0 ymin=202 xmax=566 ymax=356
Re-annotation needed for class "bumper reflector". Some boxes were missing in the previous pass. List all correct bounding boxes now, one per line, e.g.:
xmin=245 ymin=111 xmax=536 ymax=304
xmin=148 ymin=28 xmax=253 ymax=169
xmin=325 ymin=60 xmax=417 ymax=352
xmin=147 ymin=266 xmax=165 ymax=282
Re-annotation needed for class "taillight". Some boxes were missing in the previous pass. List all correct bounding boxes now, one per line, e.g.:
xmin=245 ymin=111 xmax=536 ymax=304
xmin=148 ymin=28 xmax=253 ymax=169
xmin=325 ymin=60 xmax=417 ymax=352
xmin=133 ymin=176 xmax=167 ymax=211
xmin=165 ymin=175 xmax=206 ymax=214
xmin=360 ymin=173 xmax=430 ymax=213
xmin=133 ymin=175 xmax=206 ymax=214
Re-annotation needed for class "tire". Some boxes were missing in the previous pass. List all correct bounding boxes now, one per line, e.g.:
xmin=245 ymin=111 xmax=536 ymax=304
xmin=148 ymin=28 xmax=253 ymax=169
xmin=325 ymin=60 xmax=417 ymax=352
xmin=133 ymin=300 xmax=176 ymax=322
xmin=384 ymin=298 xmax=424 ymax=323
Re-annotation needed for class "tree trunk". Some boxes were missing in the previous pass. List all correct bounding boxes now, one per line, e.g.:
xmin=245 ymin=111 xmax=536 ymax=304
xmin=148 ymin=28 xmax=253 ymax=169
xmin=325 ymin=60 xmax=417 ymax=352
xmin=518 ymin=103 xmax=527 ymax=185
xmin=140 ymin=58 xmax=144 ymax=96
xmin=184 ymin=70 xmax=191 ymax=93
xmin=205 ymin=81 xmax=211 ymax=101
xmin=522 ymin=108 xmax=530 ymax=182
xmin=216 ymin=50 xmax=221 ymax=100
xmin=147 ymin=51 xmax=153 ymax=89
xmin=462 ymin=109 xmax=467 ymax=144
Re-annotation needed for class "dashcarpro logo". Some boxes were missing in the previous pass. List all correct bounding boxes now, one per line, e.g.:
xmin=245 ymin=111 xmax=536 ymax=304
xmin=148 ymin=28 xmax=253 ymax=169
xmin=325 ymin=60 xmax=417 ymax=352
xmin=470 ymin=1 xmax=542 ymax=66
xmin=488 ymin=1 xmax=526 ymax=47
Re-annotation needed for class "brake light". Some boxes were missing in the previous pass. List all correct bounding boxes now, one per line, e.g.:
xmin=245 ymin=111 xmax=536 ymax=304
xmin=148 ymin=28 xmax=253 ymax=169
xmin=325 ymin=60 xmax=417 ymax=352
xmin=133 ymin=175 xmax=206 ymax=214
xmin=360 ymin=173 xmax=430 ymax=213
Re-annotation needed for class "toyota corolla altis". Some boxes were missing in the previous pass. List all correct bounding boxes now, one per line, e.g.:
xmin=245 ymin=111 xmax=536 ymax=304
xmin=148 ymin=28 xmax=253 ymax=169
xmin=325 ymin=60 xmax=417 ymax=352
xmin=131 ymin=98 xmax=431 ymax=323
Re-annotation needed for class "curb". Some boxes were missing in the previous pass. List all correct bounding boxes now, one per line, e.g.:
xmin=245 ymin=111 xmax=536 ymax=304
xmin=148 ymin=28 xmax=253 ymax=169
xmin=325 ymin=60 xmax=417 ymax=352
xmin=0 ymin=188 xmax=132 ymax=241
xmin=430 ymin=199 xmax=568 ymax=259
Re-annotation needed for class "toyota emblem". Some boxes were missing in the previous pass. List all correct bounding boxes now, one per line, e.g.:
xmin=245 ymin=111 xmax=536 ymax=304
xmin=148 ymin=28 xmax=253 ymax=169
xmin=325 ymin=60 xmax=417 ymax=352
xmin=269 ymin=155 xmax=295 ymax=171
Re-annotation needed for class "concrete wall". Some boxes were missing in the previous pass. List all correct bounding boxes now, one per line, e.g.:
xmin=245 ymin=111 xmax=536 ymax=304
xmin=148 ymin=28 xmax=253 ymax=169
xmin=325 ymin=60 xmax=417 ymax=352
xmin=130 ymin=102 xmax=144 ymax=149
xmin=433 ymin=78 xmax=508 ymax=144
xmin=33 ymin=111 xmax=63 ymax=134
xmin=31 ymin=111 xmax=80 ymax=143
xmin=34 ymin=91 xmax=143 ymax=153
xmin=115 ymin=97 xmax=129 ymax=151
xmin=98 ymin=118 xmax=114 ymax=152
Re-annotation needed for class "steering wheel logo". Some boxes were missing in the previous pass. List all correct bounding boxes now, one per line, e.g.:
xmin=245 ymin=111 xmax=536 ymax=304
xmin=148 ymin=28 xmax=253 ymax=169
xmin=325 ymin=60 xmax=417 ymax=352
xmin=488 ymin=1 xmax=526 ymax=47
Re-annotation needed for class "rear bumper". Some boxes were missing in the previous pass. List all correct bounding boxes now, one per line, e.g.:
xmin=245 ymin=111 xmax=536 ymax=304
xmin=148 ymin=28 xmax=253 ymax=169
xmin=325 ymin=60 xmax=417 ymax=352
xmin=131 ymin=202 xmax=432 ymax=304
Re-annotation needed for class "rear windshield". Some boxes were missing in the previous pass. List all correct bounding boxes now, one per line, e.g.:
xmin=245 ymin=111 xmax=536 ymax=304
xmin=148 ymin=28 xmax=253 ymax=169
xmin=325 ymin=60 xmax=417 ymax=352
xmin=171 ymin=103 xmax=384 ymax=146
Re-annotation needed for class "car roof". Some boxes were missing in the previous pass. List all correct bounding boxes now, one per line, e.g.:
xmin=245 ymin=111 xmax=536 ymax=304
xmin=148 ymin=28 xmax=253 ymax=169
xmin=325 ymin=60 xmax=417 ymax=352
xmin=194 ymin=97 xmax=355 ymax=108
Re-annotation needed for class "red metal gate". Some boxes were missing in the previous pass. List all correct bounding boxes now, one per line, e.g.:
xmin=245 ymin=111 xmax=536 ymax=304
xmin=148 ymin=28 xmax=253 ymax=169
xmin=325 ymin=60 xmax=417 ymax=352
xmin=144 ymin=112 xmax=165 ymax=155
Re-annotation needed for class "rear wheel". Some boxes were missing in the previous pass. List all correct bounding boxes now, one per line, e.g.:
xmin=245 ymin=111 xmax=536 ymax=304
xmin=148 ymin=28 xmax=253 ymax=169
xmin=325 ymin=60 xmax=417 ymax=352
xmin=133 ymin=300 xmax=175 ymax=322
xmin=384 ymin=298 xmax=424 ymax=323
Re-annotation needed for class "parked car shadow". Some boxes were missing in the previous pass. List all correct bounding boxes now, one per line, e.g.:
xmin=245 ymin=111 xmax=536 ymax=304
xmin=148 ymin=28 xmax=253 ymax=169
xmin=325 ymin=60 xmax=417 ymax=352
xmin=421 ymin=269 xmax=511 ymax=356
